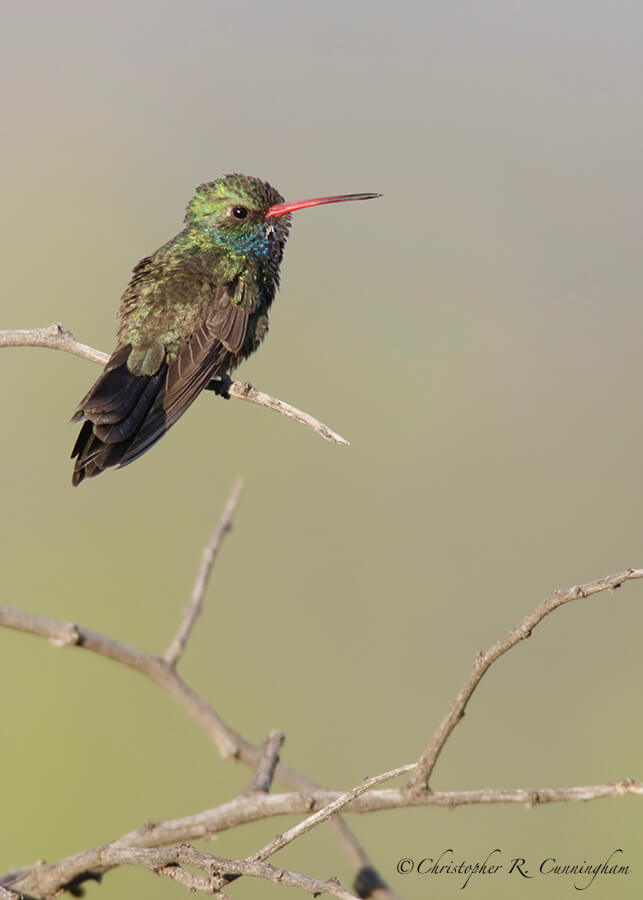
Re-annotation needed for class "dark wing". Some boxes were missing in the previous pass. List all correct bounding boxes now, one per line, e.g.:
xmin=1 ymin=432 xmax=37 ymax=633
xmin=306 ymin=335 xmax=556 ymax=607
xmin=71 ymin=279 xmax=257 ymax=484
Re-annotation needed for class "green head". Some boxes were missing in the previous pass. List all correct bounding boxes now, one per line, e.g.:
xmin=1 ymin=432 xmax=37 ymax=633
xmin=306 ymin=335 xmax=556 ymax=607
xmin=185 ymin=173 xmax=381 ymax=261
xmin=185 ymin=173 xmax=289 ymax=260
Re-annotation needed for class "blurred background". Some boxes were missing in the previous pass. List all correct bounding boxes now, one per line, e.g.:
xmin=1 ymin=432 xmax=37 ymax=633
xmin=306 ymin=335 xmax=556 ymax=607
xmin=1 ymin=1 xmax=642 ymax=898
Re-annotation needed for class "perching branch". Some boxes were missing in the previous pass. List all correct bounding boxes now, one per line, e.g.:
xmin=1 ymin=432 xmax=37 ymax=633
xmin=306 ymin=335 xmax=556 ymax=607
xmin=0 ymin=323 xmax=350 ymax=445
xmin=407 ymin=567 xmax=643 ymax=793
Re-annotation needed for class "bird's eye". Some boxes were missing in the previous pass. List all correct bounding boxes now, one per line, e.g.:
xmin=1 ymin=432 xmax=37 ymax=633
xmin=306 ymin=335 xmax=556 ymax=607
xmin=231 ymin=205 xmax=248 ymax=220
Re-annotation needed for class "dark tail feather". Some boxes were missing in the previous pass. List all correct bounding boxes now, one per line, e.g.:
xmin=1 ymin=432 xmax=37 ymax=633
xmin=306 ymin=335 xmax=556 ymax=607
xmin=71 ymin=327 xmax=231 ymax=485
xmin=71 ymin=356 xmax=168 ymax=486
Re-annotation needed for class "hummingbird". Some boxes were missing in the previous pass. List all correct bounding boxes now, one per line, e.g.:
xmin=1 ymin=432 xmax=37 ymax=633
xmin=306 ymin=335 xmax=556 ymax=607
xmin=71 ymin=173 xmax=380 ymax=485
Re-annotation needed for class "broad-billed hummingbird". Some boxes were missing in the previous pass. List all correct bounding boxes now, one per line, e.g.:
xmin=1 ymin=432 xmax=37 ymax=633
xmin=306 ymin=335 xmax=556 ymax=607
xmin=71 ymin=174 xmax=380 ymax=485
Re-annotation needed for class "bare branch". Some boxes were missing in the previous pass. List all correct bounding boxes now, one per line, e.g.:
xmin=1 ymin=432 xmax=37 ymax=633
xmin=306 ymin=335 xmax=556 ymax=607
xmin=407 ymin=567 xmax=643 ymax=793
xmin=7 ymin=844 xmax=359 ymax=900
xmin=165 ymin=478 xmax=245 ymax=667
xmin=246 ymin=730 xmax=286 ymax=793
xmin=0 ymin=322 xmax=109 ymax=364
xmin=0 ymin=323 xmax=349 ymax=445
xmin=228 ymin=380 xmax=349 ymax=445
xmin=84 ymin=776 xmax=643 ymax=831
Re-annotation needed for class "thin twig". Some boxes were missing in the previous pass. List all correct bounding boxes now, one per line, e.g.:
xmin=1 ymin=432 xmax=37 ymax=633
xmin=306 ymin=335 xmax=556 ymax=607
xmin=0 ymin=323 xmax=349 ymax=445
xmin=246 ymin=730 xmax=286 ymax=793
xmin=407 ymin=567 xmax=643 ymax=793
xmin=164 ymin=478 xmax=245 ymax=667
xmin=0 ymin=322 xmax=109 ymax=365
xmin=248 ymin=765 xmax=415 ymax=866
xmin=229 ymin=380 xmax=349 ymax=445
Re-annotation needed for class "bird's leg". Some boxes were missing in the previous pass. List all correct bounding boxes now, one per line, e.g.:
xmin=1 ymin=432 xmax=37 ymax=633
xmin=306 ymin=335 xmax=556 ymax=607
xmin=206 ymin=373 xmax=232 ymax=399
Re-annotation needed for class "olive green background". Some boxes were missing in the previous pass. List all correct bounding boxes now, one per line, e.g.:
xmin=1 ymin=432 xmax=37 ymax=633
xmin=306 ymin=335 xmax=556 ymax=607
xmin=1 ymin=1 xmax=642 ymax=898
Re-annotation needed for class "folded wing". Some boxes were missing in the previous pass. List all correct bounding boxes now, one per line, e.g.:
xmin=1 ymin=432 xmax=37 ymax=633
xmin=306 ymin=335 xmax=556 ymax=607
xmin=71 ymin=280 xmax=256 ymax=484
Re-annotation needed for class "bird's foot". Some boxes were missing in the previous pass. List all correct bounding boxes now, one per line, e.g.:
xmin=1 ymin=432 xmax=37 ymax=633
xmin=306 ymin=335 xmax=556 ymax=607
xmin=206 ymin=374 xmax=232 ymax=399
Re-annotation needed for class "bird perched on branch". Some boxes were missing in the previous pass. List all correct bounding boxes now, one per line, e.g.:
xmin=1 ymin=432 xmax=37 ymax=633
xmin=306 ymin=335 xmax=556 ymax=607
xmin=71 ymin=173 xmax=380 ymax=485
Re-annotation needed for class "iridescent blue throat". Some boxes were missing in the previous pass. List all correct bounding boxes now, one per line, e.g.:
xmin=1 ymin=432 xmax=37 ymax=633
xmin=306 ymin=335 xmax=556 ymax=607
xmin=207 ymin=223 xmax=272 ymax=258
